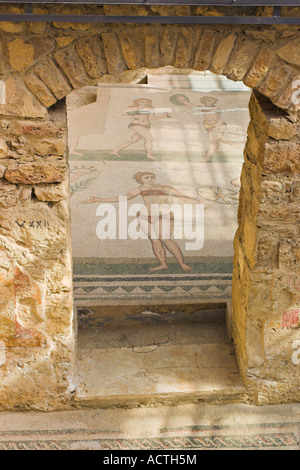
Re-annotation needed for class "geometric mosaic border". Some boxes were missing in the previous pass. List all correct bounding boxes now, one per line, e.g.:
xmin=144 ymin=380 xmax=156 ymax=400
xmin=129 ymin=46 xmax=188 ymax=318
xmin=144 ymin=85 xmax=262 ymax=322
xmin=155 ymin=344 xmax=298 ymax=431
xmin=0 ymin=423 xmax=298 ymax=450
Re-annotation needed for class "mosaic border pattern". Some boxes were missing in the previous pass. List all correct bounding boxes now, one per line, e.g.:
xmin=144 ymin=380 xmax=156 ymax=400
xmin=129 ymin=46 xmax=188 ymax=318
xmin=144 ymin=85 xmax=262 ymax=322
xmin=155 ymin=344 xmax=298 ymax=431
xmin=0 ymin=423 xmax=298 ymax=450
xmin=73 ymin=273 xmax=233 ymax=305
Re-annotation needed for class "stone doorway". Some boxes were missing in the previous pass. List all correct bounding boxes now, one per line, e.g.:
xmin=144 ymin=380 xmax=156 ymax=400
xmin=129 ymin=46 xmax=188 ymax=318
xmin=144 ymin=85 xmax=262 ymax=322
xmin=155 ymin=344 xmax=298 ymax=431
xmin=0 ymin=22 xmax=299 ymax=409
xmin=66 ymin=72 xmax=251 ymax=406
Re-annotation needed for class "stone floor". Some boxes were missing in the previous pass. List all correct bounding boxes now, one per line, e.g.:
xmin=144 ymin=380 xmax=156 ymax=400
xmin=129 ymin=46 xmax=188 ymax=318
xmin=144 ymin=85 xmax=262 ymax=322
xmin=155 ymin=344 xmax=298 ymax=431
xmin=0 ymin=306 xmax=298 ymax=451
xmin=74 ymin=306 xmax=246 ymax=407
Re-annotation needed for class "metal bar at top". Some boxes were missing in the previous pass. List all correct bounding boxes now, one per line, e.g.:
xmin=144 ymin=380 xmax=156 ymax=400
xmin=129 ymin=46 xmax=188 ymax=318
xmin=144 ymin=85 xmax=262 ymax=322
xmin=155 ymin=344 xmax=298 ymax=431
xmin=0 ymin=0 xmax=300 ymax=5
xmin=0 ymin=13 xmax=299 ymax=24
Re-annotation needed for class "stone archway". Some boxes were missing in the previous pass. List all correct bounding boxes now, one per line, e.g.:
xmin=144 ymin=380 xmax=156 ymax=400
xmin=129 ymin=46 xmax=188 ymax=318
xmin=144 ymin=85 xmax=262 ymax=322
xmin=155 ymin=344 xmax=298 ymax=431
xmin=0 ymin=21 xmax=299 ymax=409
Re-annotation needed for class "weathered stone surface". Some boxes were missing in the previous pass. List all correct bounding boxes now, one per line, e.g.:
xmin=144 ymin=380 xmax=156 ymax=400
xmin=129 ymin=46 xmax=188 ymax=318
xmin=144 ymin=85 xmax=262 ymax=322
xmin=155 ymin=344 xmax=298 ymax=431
xmin=151 ymin=5 xmax=191 ymax=16
xmin=7 ymin=37 xmax=35 ymax=72
xmin=277 ymin=35 xmax=300 ymax=67
xmin=268 ymin=118 xmax=297 ymax=141
xmin=144 ymin=26 xmax=161 ymax=69
xmin=119 ymin=29 xmax=145 ymax=70
xmin=278 ymin=239 xmax=300 ymax=272
xmin=33 ymin=138 xmax=66 ymax=157
xmin=6 ymin=37 xmax=55 ymax=73
xmin=101 ymin=32 xmax=127 ymax=76
xmin=224 ymin=39 xmax=259 ymax=81
xmin=119 ymin=28 xmax=145 ymax=70
xmin=210 ymin=33 xmax=237 ymax=74
xmin=249 ymin=90 xmax=297 ymax=140
xmin=1 ymin=77 xmax=47 ymax=118
xmin=0 ymin=139 xmax=8 ymax=159
xmin=258 ymin=64 xmax=294 ymax=100
xmin=245 ymin=29 xmax=277 ymax=43
xmin=34 ymin=59 xmax=72 ymax=100
xmin=104 ymin=4 xmax=149 ymax=16
xmin=5 ymin=158 xmax=67 ymax=185
xmin=76 ymin=36 xmax=108 ymax=79
xmin=52 ymin=6 xmax=92 ymax=30
xmin=0 ymin=22 xmax=24 ymax=34
xmin=55 ymin=35 xmax=76 ymax=48
xmin=34 ymin=182 xmax=68 ymax=202
xmin=25 ymin=74 xmax=57 ymax=108
xmin=244 ymin=47 xmax=277 ymax=88
xmin=0 ymin=5 xmax=25 ymax=33
xmin=13 ymin=120 xmax=64 ymax=137
xmin=54 ymin=46 xmax=93 ymax=89
xmin=273 ymin=75 xmax=300 ymax=112
xmin=263 ymin=142 xmax=300 ymax=174
xmin=173 ymin=27 xmax=194 ymax=69
xmin=193 ymin=30 xmax=217 ymax=71
xmin=160 ymin=25 xmax=179 ymax=66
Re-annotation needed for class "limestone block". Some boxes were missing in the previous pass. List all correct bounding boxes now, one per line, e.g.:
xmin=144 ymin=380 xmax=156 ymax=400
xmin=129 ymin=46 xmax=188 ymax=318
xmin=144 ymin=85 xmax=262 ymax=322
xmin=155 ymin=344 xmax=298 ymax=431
xmin=55 ymin=35 xmax=76 ymax=48
xmin=261 ymin=180 xmax=283 ymax=203
xmin=5 ymin=158 xmax=67 ymax=185
xmin=101 ymin=32 xmax=127 ymax=76
xmin=244 ymin=47 xmax=277 ymax=88
xmin=33 ymin=138 xmax=66 ymax=157
xmin=277 ymin=35 xmax=300 ymax=67
xmin=34 ymin=59 xmax=72 ymax=100
xmin=1 ymin=78 xmax=47 ymax=119
xmin=25 ymin=74 xmax=57 ymax=108
xmin=245 ymin=30 xmax=277 ymax=43
xmin=54 ymin=46 xmax=93 ymax=89
xmin=245 ymin=321 xmax=265 ymax=369
xmin=210 ymin=33 xmax=237 ymax=74
xmin=52 ymin=6 xmax=92 ymax=30
xmin=258 ymin=64 xmax=294 ymax=100
xmin=224 ymin=39 xmax=259 ymax=81
xmin=7 ymin=37 xmax=55 ymax=73
xmin=34 ymin=182 xmax=68 ymax=202
xmin=119 ymin=29 xmax=145 ymax=70
xmin=248 ymin=90 xmax=297 ymax=139
xmin=151 ymin=6 xmax=191 ymax=16
xmin=173 ymin=27 xmax=194 ymax=69
xmin=278 ymin=240 xmax=300 ymax=272
xmin=193 ymin=30 xmax=217 ymax=71
xmin=30 ymin=6 xmax=47 ymax=34
xmin=0 ymin=22 xmax=24 ymax=33
xmin=258 ymin=201 xmax=300 ymax=224
xmin=104 ymin=5 xmax=149 ymax=16
xmin=0 ymin=139 xmax=8 ymax=159
xmin=268 ymin=117 xmax=297 ymax=140
xmin=0 ymin=165 xmax=6 ymax=178
xmin=144 ymin=26 xmax=161 ymax=69
xmin=7 ymin=37 xmax=35 ymax=72
xmin=0 ymin=5 xmax=25 ymax=33
xmin=255 ymin=231 xmax=279 ymax=268
xmin=263 ymin=142 xmax=300 ymax=174
xmin=160 ymin=25 xmax=180 ymax=66
xmin=76 ymin=36 xmax=108 ymax=79
xmin=13 ymin=120 xmax=64 ymax=137
xmin=0 ymin=179 xmax=18 ymax=207
xmin=273 ymin=75 xmax=300 ymax=112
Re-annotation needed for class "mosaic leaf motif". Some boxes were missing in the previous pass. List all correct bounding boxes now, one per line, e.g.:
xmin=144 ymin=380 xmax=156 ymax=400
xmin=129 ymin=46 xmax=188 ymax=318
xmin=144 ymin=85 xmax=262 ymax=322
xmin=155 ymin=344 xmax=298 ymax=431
xmin=196 ymin=186 xmax=239 ymax=205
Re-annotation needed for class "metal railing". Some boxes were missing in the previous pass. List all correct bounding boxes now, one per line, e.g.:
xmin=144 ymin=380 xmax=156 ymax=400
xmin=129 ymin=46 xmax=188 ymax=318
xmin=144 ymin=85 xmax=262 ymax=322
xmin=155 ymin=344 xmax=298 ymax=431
xmin=0 ymin=1 xmax=299 ymax=24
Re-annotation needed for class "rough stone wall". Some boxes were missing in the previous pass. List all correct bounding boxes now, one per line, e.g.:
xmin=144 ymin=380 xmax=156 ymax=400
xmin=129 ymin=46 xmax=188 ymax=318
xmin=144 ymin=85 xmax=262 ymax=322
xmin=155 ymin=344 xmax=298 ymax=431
xmin=0 ymin=4 xmax=299 ymax=409
xmin=232 ymin=91 xmax=300 ymax=404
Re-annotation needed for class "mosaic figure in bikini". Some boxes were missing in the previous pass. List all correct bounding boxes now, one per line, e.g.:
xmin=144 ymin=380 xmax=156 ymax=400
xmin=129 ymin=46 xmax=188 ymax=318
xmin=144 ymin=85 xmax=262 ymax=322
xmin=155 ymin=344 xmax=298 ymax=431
xmin=111 ymin=99 xmax=170 ymax=160
xmin=169 ymin=94 xmax=243 ymax=162
xmin=83 ymin=172 xmax=205 ymax=272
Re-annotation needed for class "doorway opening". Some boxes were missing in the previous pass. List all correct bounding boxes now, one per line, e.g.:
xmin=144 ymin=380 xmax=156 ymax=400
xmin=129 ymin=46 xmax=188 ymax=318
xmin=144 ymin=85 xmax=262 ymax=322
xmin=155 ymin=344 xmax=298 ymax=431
xmin=67 ymin=70 xmax=252 ymax=406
